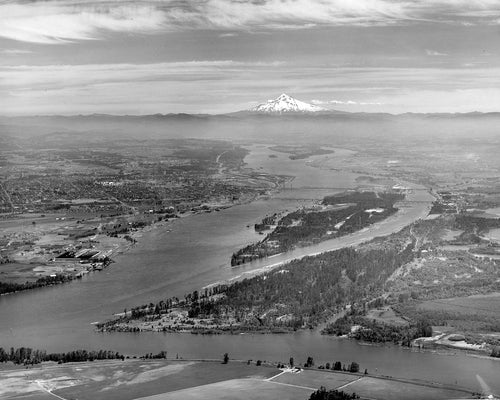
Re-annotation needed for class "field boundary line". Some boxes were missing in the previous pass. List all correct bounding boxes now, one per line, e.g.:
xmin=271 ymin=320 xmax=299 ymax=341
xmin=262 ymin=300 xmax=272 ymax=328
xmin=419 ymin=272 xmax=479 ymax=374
xmin=35 ymin=381 xmax=68 ymax=400
xmin=335 ymin=376 xmax=364 ymax=390
xmin=265 ymin=379 xmax=316 ymax=391
xmin=265 ymin=370 xmax=287 ymax=381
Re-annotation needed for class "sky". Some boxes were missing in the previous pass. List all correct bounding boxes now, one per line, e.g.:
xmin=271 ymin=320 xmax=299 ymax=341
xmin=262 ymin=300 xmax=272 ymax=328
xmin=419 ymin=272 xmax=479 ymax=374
xmin=1 ymin=0 xmax=500 ymax=115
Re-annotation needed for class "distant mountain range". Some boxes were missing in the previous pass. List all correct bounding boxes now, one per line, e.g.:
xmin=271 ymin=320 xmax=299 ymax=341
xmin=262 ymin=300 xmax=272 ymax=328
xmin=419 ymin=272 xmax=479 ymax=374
xmin=1 ymin=93 xmax=500 ymax=121
xmin=1 ymin=95 xmax=499 ymax=142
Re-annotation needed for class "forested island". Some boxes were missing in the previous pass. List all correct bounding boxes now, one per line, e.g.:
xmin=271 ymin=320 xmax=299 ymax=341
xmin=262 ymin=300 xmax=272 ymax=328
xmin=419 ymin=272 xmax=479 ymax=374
xmin=231 ymin=191 xmax=404 ymax=266
xmin=268 ymin=145 xmax=334 ymax=160
xmin=96 ymin=226 xmax=416 ymax=333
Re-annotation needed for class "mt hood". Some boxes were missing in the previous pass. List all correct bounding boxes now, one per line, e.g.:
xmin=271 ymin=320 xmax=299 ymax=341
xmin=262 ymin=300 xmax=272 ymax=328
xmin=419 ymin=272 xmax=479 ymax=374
xmin=250 ymin=94 xmax=325 ymax=113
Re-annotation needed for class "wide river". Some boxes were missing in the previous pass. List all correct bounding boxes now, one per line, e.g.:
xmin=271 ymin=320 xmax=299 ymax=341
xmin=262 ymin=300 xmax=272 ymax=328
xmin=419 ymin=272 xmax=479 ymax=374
xmin=0 ymin=145 xmax=498 ymax=394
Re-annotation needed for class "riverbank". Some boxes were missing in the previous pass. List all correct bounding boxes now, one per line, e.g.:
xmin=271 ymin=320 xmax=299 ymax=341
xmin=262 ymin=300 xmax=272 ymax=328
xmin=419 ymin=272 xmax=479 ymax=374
xmin=0 ymin=188 xmax=271 ymax=297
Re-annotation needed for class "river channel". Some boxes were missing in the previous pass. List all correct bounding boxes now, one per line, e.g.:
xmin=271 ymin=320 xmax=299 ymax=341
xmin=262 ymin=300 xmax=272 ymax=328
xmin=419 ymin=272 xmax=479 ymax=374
xmin=0 ymin=145 xmax=498 ymax=394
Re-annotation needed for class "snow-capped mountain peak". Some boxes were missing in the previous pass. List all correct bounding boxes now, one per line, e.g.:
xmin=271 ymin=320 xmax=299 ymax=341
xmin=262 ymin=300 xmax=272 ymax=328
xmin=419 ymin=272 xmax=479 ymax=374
xmin=250 ymin=93 xmax=325 ymax=113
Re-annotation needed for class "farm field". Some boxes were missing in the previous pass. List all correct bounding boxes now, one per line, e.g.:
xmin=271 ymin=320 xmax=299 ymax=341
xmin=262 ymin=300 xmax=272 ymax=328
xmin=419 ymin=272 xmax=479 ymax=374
xmin=137 ymin=378 xmax=312 ymax=400
xmin=416 ymin=292 xmax=500 ymax=318
xmin=137 ymin=367 xmax=474 ymax=400
xmin=365 ymin=307 xmax=409 ymax=326
xmin=0 ymin=360 xmax=276 ymax=400
xmin=345 ymin=377 xmax=471 ymax=400
xmin=269 ymin=368 xmax=359 ymax=389
xmin=0 ymin=359 xmax=477 ymax=400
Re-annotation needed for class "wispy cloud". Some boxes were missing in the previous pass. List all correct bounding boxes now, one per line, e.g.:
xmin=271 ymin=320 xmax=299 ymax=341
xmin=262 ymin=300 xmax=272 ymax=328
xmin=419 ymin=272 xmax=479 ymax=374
xmin=0 ymin=49 xmax=33 ymax=54
xmin=312 ymin=99 xmax=384 ymax=106
xmin=0 ymin=60 xmax=285 ymax=92
xmin=2 ymin=63 xmax=500 ymax=115
xmin=0 ymin=2 xmax=165 ymax=44
xmin=426 ymin=49 xmax=448 ymax=56
xmin=2 ymin=1 xmax=500 ymax=44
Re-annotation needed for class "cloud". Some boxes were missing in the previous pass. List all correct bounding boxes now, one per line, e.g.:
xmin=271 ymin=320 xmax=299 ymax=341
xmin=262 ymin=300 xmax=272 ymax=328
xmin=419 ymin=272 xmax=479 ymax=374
xmin=2 ymin=63 xmax=500 ymax=115
xmin=312 ymin=99 xmax=384 ymax=106
xmin=2 ymin=1 xmax=500 ymax=44
xmin=1 ymin=49 xmax=33 ymax=54
xmin=0 ymin=60 xmax=285 ymax=92
xmin=0 ymin=2 xmax=165 ymax=44
xmin=426 ymin=49 xmax=448 ymax=56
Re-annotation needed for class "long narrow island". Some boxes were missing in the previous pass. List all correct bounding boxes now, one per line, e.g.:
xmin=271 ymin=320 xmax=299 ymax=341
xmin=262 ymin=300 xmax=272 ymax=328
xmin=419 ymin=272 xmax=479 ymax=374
xmin=231 ymin=190 xmax=404 ymax=265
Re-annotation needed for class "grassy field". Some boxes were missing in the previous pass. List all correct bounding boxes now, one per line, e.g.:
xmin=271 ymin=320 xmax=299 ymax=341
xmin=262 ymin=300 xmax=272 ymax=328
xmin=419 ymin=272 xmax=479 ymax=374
xmin=270 ymin=369 xmax=358 ymax=389
xmin=417 ymin=292 xmax=500 ymax=318
xmin=0 ymin=359 xmax=477 ymax=400
xmin=136 ymin=378 xmax=313 ymax=400
xmin=135 ymin=368 xmax=473 ymax=400
xmin=365 ymin=307 xmax=409 ymax=326
xmin=0 ymin=360 xmax=276 ymax=400
xmin=410 ymin=293 xmax=500 ymax=335
xmin=345 ymin=377 xmax=471 ymax=400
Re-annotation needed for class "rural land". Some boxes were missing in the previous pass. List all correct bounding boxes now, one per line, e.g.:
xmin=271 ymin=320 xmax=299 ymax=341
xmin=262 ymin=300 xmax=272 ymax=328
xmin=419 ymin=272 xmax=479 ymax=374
xmin=0 ymin=356 xmax=484 ymax=400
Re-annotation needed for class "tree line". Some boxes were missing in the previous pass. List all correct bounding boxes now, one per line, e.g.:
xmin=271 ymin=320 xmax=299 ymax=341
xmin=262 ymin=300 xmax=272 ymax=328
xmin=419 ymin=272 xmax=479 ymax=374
xmin=0 ymin=347 xmax=169 ymax=366
xmin=0 ymin=347 xmax=125 ymax=365
xmin=0 ymin=274 xmax=77 ymax=296
xmin=309 ymin=387 xmax=359 ymax=400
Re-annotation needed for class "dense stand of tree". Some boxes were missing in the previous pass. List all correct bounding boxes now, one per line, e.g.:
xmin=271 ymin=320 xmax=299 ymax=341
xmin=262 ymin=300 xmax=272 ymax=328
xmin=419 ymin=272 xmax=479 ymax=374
xmin=453 ymin=214 xmax=500 ymax=234
xmin=214 ymin=242 xmax=415 ymax=329
xmin=0 ymin=274 xmax=77 ymax=295
xmin=254 ymin=213 xmax=279 ymax=232
xmin=231 ymin=191 xmax=404 ymax=265
xmin=268 ymin=145 xmax=334 ymax=160
xmin=0 ymin=347 xmax=125 ymax=365
xmin=141 ymin=351 xmax=168 ymax=360
xmin=322 ymin=191 xmax=403 ymax=208
xmin=316 ymin=361 xmax=360 ymax=372
xmin=491 ymin=347 xmax=500 ymax=358
xmin=100 ymin=240 xmax=416 ymax=333
xmin=96 ymin=285 xmax=229 ymax=331
xmin=309 ymin=387 xmax=359 ymax=400
xmin=323 ymin=314 xmax=432 ymax=345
